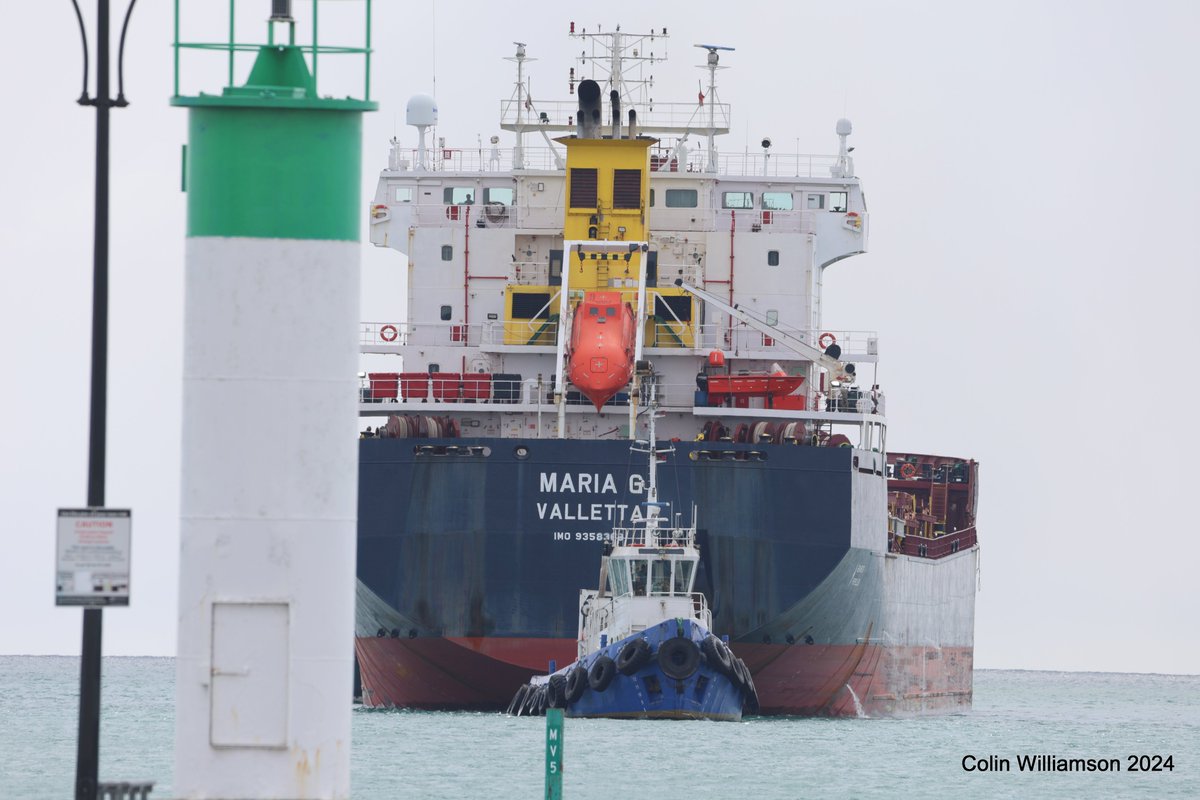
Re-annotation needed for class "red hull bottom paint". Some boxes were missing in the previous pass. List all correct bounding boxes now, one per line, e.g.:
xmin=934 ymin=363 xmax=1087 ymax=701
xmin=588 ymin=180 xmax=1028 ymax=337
xmin=355 ymin=636 xmax=972 ymax=716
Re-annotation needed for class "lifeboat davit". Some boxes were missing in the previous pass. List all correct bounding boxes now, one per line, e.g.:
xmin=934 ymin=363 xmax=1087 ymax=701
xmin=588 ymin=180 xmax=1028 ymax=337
xmin=566 ymin=291 xmax=636 ymax=411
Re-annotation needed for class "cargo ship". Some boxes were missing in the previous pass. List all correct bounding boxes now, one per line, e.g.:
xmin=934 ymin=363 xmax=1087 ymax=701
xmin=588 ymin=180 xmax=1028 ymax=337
xmin=354 ymin=27 xmax=979 ymax=716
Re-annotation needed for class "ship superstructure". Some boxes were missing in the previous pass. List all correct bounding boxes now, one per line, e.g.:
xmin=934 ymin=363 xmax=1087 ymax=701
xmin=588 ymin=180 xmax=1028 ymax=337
xmin=354 ymin=27 xmax=979 ymax=716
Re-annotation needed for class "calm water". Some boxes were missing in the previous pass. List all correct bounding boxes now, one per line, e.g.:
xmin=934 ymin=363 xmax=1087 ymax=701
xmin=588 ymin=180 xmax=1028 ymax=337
xmin=0 ymin=656 xmax=1195 ymax=799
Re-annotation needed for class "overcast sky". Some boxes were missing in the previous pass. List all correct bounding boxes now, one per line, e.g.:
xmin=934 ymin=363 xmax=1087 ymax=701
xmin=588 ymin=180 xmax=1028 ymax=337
xmin=2 ymin=1 xmax=1198 ymax=675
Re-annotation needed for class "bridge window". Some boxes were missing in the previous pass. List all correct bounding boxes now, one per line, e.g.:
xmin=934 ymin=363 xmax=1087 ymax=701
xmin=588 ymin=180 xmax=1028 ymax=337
xmin=722 ymin=191 xmax=754 ymax=209
xmin=443 ymin=187 xmax=475 ymax=204
xmin=393 ymin=186 xmax=413 ymax=203
xmin=613 ymin=169 xmax=642 ymax=209
xmin=606 ymin=307 xmax=617 ymax=316
xmin=767 ymin=250 xmax=780 ymax=266
xmin=830 ymin=191 xmax=849 ymax=212
xmin=630 ymin=559 xmax=648 ymax=596
xmin=609 ymin=559 xmax=630 ymax=596
xmin=484 ymin=187 xmax=514 ymax=205
xmin=441 ymin=245 xmax=453 ymax=261
xmin=665 ymin=189 xmax=698 ymax=208
xmin=806 ymin=193 xmax=825 ymax=210
xmin=651 ymin=560 xmax=671 ymax=595
xmin=569 ymin=168 xmax=598 ymax=208
xmin=672 ymin=560 xmax=694 ymax=594
xmin=762 ymin=192 xmax=793 ymax=210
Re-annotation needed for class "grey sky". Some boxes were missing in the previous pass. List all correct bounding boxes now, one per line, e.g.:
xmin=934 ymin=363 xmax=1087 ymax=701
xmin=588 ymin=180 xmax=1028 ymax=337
xmin=2 ymin=0 xmax=1197 ymax=674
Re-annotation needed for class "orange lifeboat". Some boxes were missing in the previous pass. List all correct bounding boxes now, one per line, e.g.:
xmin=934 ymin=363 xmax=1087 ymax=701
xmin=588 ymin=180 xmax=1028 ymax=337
xmin=566 ymin=291 xmax=636 ymax=411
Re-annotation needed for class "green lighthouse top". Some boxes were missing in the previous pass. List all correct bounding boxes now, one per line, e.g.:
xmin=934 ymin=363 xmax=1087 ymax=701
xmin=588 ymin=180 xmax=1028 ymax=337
xmin=171 ymin=0 xmax=377 ymax=112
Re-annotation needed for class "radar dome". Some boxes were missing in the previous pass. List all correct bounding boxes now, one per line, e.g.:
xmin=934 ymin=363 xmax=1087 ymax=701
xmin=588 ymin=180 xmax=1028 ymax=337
xmin=406 ymin=94 xmax=439 ymax=127
xmin=836 ymin=118 xmax=853 ymax=136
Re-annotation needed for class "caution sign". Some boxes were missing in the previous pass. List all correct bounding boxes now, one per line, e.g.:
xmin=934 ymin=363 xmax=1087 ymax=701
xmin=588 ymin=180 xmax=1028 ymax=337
xmin=56 ymin=509 xmax=131 ymax=606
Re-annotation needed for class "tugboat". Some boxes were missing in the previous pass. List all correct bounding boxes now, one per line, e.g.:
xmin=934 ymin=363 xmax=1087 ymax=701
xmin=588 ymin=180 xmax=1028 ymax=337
xmin=507 ymin=377 xmax=757 ymax=720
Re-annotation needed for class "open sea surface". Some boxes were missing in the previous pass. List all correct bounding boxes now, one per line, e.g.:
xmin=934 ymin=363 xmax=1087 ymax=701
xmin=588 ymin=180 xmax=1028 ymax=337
xmin=0 ymin=656 xmax=1196 ymax=799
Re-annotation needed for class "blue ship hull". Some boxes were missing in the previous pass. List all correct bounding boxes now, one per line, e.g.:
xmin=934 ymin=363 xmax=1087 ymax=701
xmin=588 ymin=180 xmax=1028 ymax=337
xmin=567 ymin=619 xmax=750 ymax=721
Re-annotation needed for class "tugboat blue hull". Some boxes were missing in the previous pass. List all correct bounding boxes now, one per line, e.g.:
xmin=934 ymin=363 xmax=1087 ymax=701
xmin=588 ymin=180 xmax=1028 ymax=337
xmin=565 ymin=619 xmax=750 ymax=721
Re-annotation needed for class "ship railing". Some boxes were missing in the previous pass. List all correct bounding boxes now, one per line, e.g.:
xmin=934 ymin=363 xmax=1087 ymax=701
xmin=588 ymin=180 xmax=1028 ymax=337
xmin=672 ymin=324 xmax=879 ymax=358
xmin=360 ymin=321 xmax=487 ymax=349
xmin=357 ymin=372 xmax=886 ymax=419
xmin=500 ymin=99 xmax=733 ymax=135
xmin=382 ymin=200 xmax=837 ymax=235
xmin=400 ymin=201 xmax=518 ymax=228
xmin=888 ymin=526 xmax=977 ymax=559
xmin=611 ymin=526 xmax=696 ymax=549
xmin=388 ymin=141 xmax=844 ymax=180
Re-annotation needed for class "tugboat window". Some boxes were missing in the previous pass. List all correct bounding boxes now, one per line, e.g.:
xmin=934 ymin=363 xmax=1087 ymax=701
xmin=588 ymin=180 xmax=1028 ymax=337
xmin=830 ymin=191 xmax=849 ymax=212
xmin=806 ymin=194 xmax=825 ymax=210
xmin=441 ymin=245 xmax=453 ymax=261
xmin=651 ymin=560 xmax=671 ymax=595
xmin=630 ymin=560 xmax=648 ymax=596
xmin=673 ymin=561 xmax=694 ymax=594
xmin=767 ymin=250 xmax=780 ymax=266
xmin=610 ymin=560 xmax=630 ymax=596
xmin=393 ymin=187 xmax=413 ymax=203
xmin=440 ymin=305 xmax=452 ymax=321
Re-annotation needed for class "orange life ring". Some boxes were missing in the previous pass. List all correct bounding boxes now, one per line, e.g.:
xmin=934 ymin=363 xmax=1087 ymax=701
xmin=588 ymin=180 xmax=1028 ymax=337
xmin=899 ymin=463 xmax=917 ymax=479
xmin=380 ymin=324 xmax=399 ymax=343
xmin=818 ymin=332 xmax=837 ymax=350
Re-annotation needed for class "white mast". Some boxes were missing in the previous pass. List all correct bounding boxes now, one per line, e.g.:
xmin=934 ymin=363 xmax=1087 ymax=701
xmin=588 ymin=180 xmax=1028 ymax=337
xmin=695 ymin=44 xmax=734 ymax=172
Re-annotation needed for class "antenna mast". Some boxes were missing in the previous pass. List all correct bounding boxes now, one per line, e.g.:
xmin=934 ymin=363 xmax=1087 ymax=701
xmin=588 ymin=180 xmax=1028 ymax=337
xmin=504 ymin=42 xmax=533 ymax=169
xmin=695 ymin=44 xmax=734 ymax=172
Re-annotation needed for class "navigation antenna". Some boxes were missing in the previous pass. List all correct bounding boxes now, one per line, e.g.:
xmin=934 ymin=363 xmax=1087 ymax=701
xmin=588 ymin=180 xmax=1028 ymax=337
xmin=695 ymin=44 xmax=734 ymax=172
xmin=570 ymin=24 xmax=668 ymax=117
xmin=504 ymin=42 xmax=533 ymax=169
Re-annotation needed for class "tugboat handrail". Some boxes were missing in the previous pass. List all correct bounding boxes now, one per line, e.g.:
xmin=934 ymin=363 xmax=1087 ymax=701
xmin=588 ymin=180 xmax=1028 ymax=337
xmin=611 ymin=525 xmax=695 ymax=549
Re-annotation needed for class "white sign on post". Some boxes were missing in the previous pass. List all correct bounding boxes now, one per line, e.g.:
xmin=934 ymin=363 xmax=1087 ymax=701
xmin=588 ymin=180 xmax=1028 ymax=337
xmin=56 ymin=509 xmax=132 ymax=606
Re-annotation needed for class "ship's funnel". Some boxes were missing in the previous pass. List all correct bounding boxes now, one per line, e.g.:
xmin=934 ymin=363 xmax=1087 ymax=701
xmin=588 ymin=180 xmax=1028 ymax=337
xmin=610 ymin=90 xmax=621 ymax=139
xmin=578 ymin=79 xmax=601 ymax=138
xmin=627 ymin=109 xmax=637 ymax=138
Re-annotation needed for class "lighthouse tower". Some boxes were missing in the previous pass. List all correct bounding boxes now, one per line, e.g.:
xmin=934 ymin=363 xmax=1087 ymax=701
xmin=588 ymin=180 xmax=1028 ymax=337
xmin=170 ymin=3 xmax=374 ymax=798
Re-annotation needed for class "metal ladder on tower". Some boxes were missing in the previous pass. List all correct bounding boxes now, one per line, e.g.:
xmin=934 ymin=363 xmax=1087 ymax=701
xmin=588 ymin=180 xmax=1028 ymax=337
xmin=929 ymin=478 xmax=949 ymax=523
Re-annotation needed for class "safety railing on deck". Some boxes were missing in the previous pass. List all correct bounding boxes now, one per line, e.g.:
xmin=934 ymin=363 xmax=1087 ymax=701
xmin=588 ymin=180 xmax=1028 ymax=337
xmin=500 ymin=99 xmax=733 ymax=135
xmin=361 ymin=320 xmax=875 ymax=356
xmin=611 ymin=526 xmax=696 ymax=549
xmin=386 ymin=144 xmax=844 ymax=179
xmin=888 ymin=526 xmax=976 ymax=559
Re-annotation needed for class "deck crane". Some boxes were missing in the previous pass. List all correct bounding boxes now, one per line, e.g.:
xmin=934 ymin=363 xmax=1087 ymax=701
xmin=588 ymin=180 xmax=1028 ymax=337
xmin=672 ymin=279 xmax=857 ymax=386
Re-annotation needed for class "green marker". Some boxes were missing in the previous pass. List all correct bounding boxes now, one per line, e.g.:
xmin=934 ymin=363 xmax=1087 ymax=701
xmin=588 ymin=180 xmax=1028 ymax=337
xmin=546 ymin=707 xmax=564 ymax=799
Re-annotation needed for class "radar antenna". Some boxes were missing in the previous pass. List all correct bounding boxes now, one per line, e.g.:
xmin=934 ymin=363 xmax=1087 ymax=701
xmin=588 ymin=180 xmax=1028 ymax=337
xmin=694 ymin=44 xmax=734 ymax=172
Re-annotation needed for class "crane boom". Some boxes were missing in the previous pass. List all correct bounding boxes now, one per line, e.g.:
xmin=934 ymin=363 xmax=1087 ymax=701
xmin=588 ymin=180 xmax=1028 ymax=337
xmin=673 ymin=279 xmax=851 ymax=377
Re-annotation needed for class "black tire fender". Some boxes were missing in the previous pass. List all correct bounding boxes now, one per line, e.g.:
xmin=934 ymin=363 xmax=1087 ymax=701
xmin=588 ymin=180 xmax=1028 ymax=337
xmin=616 ymin=638 xmax=652 ymax=675
xmin=566 ymin=665 xmax=589 ymax=703
xmin=547 ymin=674 xmax=567 ymax=709
xmin=701 ymin=635 xmax=734 ymax=677
xmin=588 ymin=655 xmax=617 ymax=691
xmin=657 ymin=636 xmax=702 ymax=680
